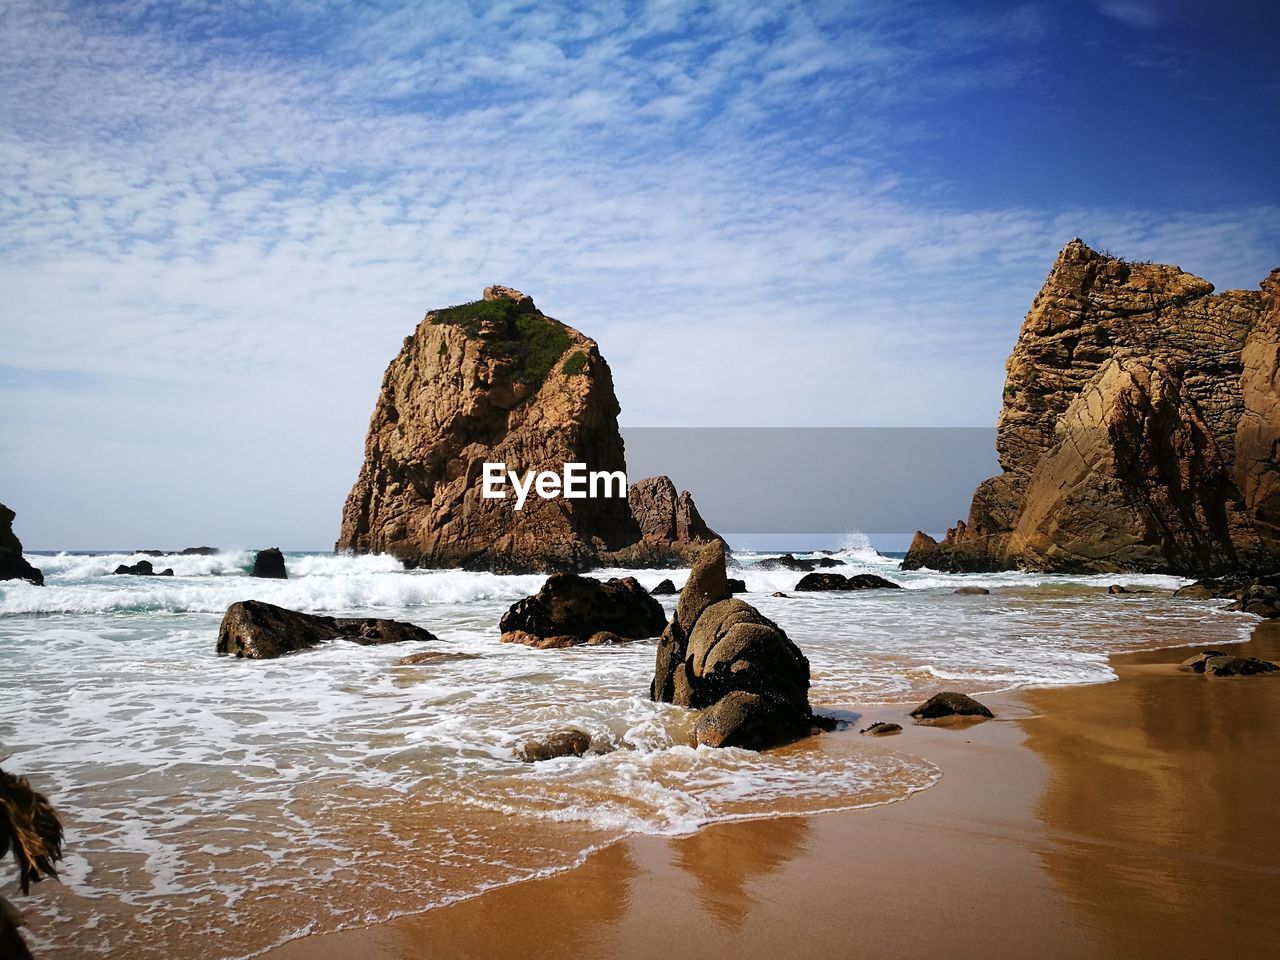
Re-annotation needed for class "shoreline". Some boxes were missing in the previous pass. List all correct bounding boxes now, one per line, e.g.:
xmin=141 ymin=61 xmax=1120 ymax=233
xmin=264 ymin=619 xmax=1280 ymax=960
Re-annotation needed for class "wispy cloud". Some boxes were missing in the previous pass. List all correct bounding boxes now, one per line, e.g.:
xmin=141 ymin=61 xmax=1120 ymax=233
xmin=0 ymin=0 xmax=1275 ymax=547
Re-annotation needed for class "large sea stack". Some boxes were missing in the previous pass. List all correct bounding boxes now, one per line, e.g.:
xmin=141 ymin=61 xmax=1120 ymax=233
xmin=0 ymin=503 xmax=43 ymax=586
xmin=904 ymin=240 xmax=1280 ymax=575
xmin=336 ymin=286 xmax=721 ymax=572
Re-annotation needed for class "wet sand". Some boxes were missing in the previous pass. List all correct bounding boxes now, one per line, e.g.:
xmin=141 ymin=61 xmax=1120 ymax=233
xmin=266 ymin=621 xmax=1280 ymax=960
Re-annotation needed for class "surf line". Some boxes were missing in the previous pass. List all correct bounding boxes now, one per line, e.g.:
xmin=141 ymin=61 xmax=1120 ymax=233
xmin=481 ymin=462 xmax=627 ymax=510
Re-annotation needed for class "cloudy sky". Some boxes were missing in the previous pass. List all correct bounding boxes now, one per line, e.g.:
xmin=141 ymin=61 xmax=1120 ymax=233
xmin=2 ymin=0 xmax=1277 ymax=549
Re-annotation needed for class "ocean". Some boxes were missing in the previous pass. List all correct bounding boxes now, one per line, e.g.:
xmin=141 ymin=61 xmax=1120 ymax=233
xmin=0 ymin=541 xmax=1252 ymax=959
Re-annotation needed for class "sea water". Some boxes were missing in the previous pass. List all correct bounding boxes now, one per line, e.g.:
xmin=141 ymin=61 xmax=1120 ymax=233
xmin=0 ymin=543 xmax=1253 ymax=958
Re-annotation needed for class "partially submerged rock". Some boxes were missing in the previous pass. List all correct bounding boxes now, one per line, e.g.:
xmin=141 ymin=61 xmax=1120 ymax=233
xmin=727 ymin=578 xmax=747 ymax=594
xmin=651 ymin=542 xmax=819 ymax=750
xmin=860 ymin=721 xmax=903 ymax=736
xmin=517 ymin=729 xmax=592 ymax=762
xmin=1226 ymin=581 xmax=1280 ymax=618
xmin=251 ymin=547 xmax=288 ymax=579
xmin=910 ymin=692 xmax=994 ymax=721
xmin=1201 ymin=655 xmax=1279 ymax=677
xmin=1180 ymin=650 xmax=1230 ymax=673
xmin=651 ymin=578 xmax=678 ymax=595
xmin=217 ymin=600 xmax=438 ymax=659
xmin=112 ymin=560 xmax=174 ymax=577
xmin=0 ymin=504 xmax=43 ymax=586
xmin=954 ymin=586 xmax=990 ymax=595
xmin=794 ymin=572 xmax=901 ymax=591
xmin=499 ymin=573 xmax=667 ymax=648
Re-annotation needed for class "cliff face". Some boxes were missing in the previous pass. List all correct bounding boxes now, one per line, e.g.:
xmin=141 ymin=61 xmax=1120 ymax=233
xmin=336 ymin=286 xmax=720 ymax=572
xmin=904 ymin=240 xmax=1280 ymax=575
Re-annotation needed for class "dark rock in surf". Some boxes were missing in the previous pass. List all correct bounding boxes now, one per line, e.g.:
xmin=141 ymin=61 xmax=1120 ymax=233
xmin=727 ymin=578 xmax=747 ymax=594
xmin=217 ymin=599 xmax=438 ymax=659
xmin=910 ymin=691 xmax=995 ymax=720
xmin=1226 ymin=581 xmax=1280 ymax=618
xmin=251 ymin=547 xmax=288 ymax=579
xmin=112 ymin=560 xmax=170 ymax=576
xmin=954 ymin=586 xmax=990 ymax=595
xmin=794 ymin=572 xmax=901 ymax=592
xmin=181 ymin=546 xmax=219 ymax=556
xmin=651 ymin=578 xmax=678 ymax=595
xmin=0 ymin=504 xmax=43 ymax=586
xmin=499 ymin=573 xmax=667 ymax=648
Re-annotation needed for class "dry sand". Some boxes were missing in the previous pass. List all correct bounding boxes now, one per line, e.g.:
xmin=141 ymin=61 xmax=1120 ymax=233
xmin=265 ymin=621 xmax=1280 ymax=960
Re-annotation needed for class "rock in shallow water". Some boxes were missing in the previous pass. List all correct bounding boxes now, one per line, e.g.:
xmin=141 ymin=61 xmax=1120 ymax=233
xmin=251 ymin=547 xmax=288 ymax=579
xmin=217 ymin=600 xmax=438 ymax=659
xmin=111 ymin=560 xmax=173 ymax=576
xmin=651 ymin=578 xmax=678 ymax=595
xmin=499 ymin=573 xmax=667 ymax=648
xmin=860 ymin=721 xmax=903 ymax=736
xmin=0 ymin=503 xmax=45 ymax=585
xmin=517 ymin=729 xmax=592 ymax=762
xmin=910 ymin=692 xmax=994 ymax=720
xmin=1201 ymin=655 xmax=1279 ymax=677
xmin=954 ymin=586 xmax=990 ymax=595
xmin=650 ymin=542 xmax=820 ymax=751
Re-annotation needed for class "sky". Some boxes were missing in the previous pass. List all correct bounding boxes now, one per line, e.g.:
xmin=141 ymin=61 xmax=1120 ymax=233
xmin=2 ymin=0 xmax=1278 ymax=550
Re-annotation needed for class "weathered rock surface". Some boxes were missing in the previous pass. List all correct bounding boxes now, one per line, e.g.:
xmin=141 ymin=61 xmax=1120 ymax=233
xmin=794 ymin=572 xmax=901 ymax=591
xmin=909 ymin=692 xmax=994 ymax=720
xmin=0 ymin=504 xmax=43 ymax=586
xmin=499 ymin=573 xmax=667 ymax=648
xmin=650 ymin=542 xmax=819 ymax=750
xmin=251 ymin=547 xmax=288 ymax=579
xmin=336 ymin=286 xmax=722 ymax=572
xmin=112 ymin=560 xmax=174 ymax=577
xmin=217 ymin=600 xmax=438 ymax=659
xmin=860 ymin=721 xmax=903 ymax=736
xmin=1180 ymin=650 xmax=1230 ymax=673
xmin=516 ymin=729 xmax=592 ymax=762
xmin=1226 ymin=581 xmax=1280 ymax=618
xmin=903 ymin=242 xmax=1280 ymax=576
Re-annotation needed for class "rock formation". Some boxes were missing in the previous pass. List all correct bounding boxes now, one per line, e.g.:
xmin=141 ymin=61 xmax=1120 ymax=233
xmin=216 ymin=600 xmax=438 ymax=659
xmin=0 ymin=505 xmax=42 ymax=586
xmin=499 ymin=573 xmax=667 ymax=648
xmin=336 ymin=286 xmax=722 ymax=572
xmin=904 ymin=240 xmax=1280 ymax=576
xmin=910 ymin=692 xmax=994 ymax=720
xmin=251 ymin=547 xmax=288 ymax=579
xmin=650 ymin=542 xmax=822 ymax=750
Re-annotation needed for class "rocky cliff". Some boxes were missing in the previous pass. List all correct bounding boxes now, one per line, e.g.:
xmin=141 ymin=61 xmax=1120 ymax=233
xmin=904 ymin=240 xmax=1280 ymax=575
xmin=336 ymin=286 xmax=721 ymax=572
xmin=0 ymin=503 xmax=43 ymax=586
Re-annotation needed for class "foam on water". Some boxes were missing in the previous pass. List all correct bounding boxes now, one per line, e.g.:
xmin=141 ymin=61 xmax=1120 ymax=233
xmin=0 ymin=549 xmax=1258 ymax=959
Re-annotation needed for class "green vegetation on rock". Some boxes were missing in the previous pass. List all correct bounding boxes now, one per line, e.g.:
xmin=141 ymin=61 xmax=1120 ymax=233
xmin=428 ymin=298 xmax=572 ymax=389
xmin=561 ymin=350 xmax=587 ymax=377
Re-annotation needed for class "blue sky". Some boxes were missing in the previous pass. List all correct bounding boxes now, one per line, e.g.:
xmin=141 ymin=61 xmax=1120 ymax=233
xmin=1 ymin=0 xmax=1277 ymax=549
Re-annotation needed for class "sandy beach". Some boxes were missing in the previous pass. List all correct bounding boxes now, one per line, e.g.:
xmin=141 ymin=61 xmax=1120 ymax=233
xmin=266 ymin=620 xmax=1280 ymax=960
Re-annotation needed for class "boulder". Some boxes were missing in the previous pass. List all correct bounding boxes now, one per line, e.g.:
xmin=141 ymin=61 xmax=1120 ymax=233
xmin=651 ymin=578 xmax=678 ymax=595
xmin=794 ymin=572 xmax=901 ymax=591
xmin=397 ymin=650 xmax=479 ymax=665
xmin=1107 ymin=585 xmax=1130 ymax=594
xmin=771 ymin=591 xmax=788 ymax=598
xmin=860 ymin=721 xmax=903 ymax=736
xmin=954 ymin=586 xmax=990 ymax=595
xmin=499 ymin=573 xmax=667 ymax=648
xmin=902 ymin=243 xmax=1280 ymax=576
xmin=251 ymin=547 xmax=288 ymax=579
xmin=910 ymin=692 xmax=994 ymax=720
xmin=1226 ymin=582 xmax=1280 ymax=618
xmin=217 ymin=600 xmax=438 ymax=659
xmin=651 ymin=542 xmax=819 ymax=750
xmin=727 ymin=578 xmax=747 ymax=594
xmin=335 ymin=286 xmax=722 ymax=572
xmin=1201 ymin=655 xmax=1279 ymax=677
xmin=180 ymin=546 xmax=220 ymax=556
xmin=0 ymin=504 xmax=43 ymax=586
xmin=516 ymin=729 xmax=592 ymax=762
